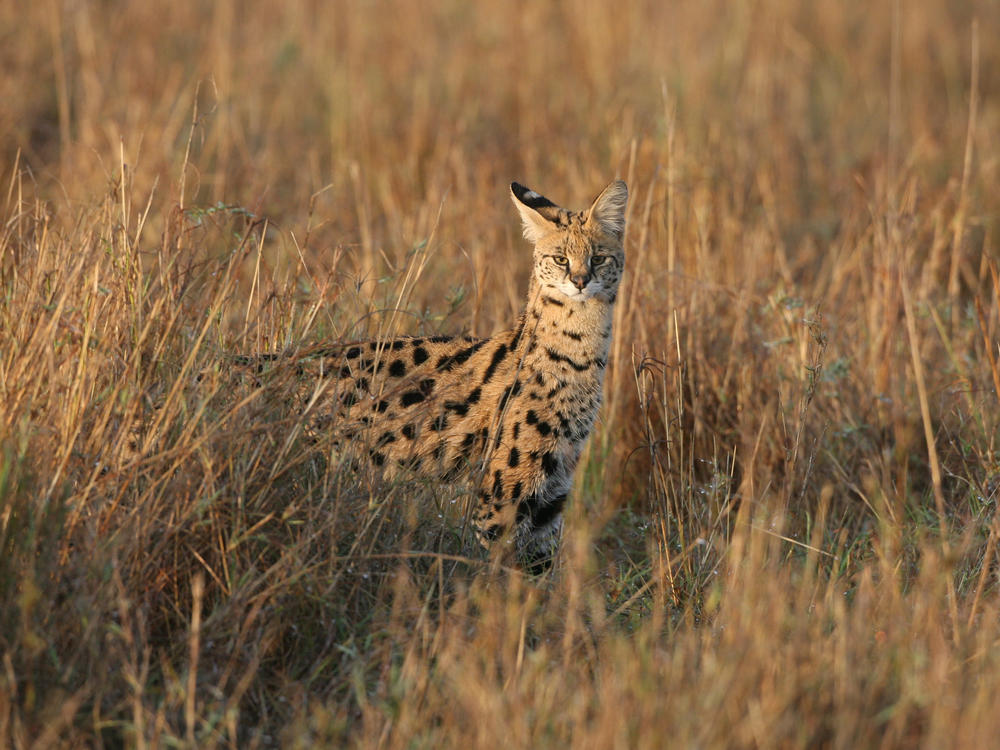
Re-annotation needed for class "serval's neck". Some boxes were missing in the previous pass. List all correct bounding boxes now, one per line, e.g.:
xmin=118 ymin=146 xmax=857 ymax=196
xmin=517 ymin=284 xmax=614 ymax=380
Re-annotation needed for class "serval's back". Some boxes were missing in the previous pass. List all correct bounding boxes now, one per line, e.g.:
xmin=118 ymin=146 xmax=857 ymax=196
xmin=247 ymin=180 xmax=628 ymax=569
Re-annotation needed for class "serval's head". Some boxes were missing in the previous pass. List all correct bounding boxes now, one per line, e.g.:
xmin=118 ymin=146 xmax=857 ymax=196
xmin=511 ymin=180 xmax=628 ymax=304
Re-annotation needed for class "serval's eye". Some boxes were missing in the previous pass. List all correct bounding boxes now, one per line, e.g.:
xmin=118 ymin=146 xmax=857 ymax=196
xmin=552 ymin=256 xmax=569 ymax=266
xmin=591 ymin=255 xmax=607 ymax=266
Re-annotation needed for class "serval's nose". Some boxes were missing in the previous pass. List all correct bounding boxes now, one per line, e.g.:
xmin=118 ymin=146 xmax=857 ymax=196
xmin=570 ymin=272 xmax=590 ymax=290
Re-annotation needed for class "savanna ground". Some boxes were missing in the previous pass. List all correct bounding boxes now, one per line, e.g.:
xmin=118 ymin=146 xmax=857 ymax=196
xmin=2 ymin=0 xmax=999 ymax=747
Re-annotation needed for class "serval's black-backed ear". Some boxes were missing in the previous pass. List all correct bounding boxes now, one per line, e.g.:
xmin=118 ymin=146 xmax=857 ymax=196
xmin=511 ymin=182 xmax=560 ymax=244
xmin=585 ymin=180 xmax=628 ymax=240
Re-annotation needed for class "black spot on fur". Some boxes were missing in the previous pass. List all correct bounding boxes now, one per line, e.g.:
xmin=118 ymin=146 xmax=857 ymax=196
xmin=545 ymin=347 xmax=590 ymax=372
xmin=430 ymin=414 xmax=448 ymax=431
xmin=508 ymin=447 xmax=520 ymax=467
xmin=374 ymin=400 xmax=389 ymax=413
xmin=445 ymin=400 xmax=469 ymax=416
xmin=512 ymin=481 xmax=523 ymax=500
xmin=429 ymin=334 xmax=452 ymax=343
xmin=419 ymin=378 xmax=435 ymax=395
xmin=412 ymin=346 xmax=429 ymax=365
xmin=535 ymin=421 xmax=552 ymax=437
xmin=498 ymin=380 xmax=521 ymax=411
xmin=466 ymin=387 xmax=481 ymax=404
xmin=540 ymin=452 xmax=558 ymax=476
xmin=562 ymin=329 xmax=583 ymax=341
xmin=401 ymin=390 xmax=425 ymax=407
xmin=533 ymin=494 xmax=567 ymax=528
xmin=513 ymin=423 xmax=521 ymax=439
xmin=345 ymin=346 xmax=362 ymax=359
xmin=483 ymin=524 xmax=502 ymax=541
xmin=371 ymin=452 xmax=386 ymax=466
xmin=340 ymin=391 xmax=359 ymax=407
xmin=482 ymin=343 xmax=508 ymax=384
xmin=542 ymin=295 xmax=565 ymax=307
xmin=510 ymin=320 xmax=525 ymax=349
xmin=402 ymin=423 xmax=416 ymax=439
xmin=377 ymin=431 xmax=397 ymax=447
xmin=435 ymin=341 xmax=485 ymax=371
xmin=526 ymin=410 xmax=538 ymax=425
xmin=534 ymin=372 xmax=545 ymax=386
xmin=389 ymin=359 xmax=407 ymax=377
xmin=492 ymin=470 xmax=504 ymax=499
xmin=517 ymin=492 xmax=566 ymax=528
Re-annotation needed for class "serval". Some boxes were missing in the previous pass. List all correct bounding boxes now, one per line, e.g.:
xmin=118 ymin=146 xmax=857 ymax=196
xmin=244 ymin=180 xmax=628 ymax=570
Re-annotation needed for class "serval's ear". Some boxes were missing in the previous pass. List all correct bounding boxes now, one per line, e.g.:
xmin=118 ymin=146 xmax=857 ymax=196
xmin=510 ymin=182 xmax=560 ymax=244
xmin=585 ymin=180 xmax=628 ymax=241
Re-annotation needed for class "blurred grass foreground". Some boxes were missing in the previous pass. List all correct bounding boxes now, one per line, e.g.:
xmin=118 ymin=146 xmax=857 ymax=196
xmin=2 ymin=0 xmax=1000 ymax=747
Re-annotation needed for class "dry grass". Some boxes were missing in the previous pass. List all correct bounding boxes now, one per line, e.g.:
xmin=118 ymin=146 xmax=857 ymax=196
xmin=2 ymin=0 xmax=1000 ymax=747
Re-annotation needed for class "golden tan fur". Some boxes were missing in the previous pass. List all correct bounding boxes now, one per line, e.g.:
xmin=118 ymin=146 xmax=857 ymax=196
xmin=245 ymin=180 xmax=628 ymax=568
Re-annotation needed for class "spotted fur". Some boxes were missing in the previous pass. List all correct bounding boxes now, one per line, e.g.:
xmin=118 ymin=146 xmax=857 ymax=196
xmin=245 ymin=180 xmax=628 ymax=569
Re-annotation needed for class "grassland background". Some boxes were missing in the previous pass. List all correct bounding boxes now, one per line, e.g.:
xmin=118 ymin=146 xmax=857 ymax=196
xmin=2 ymin=0 xmax=1000 ymax=747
